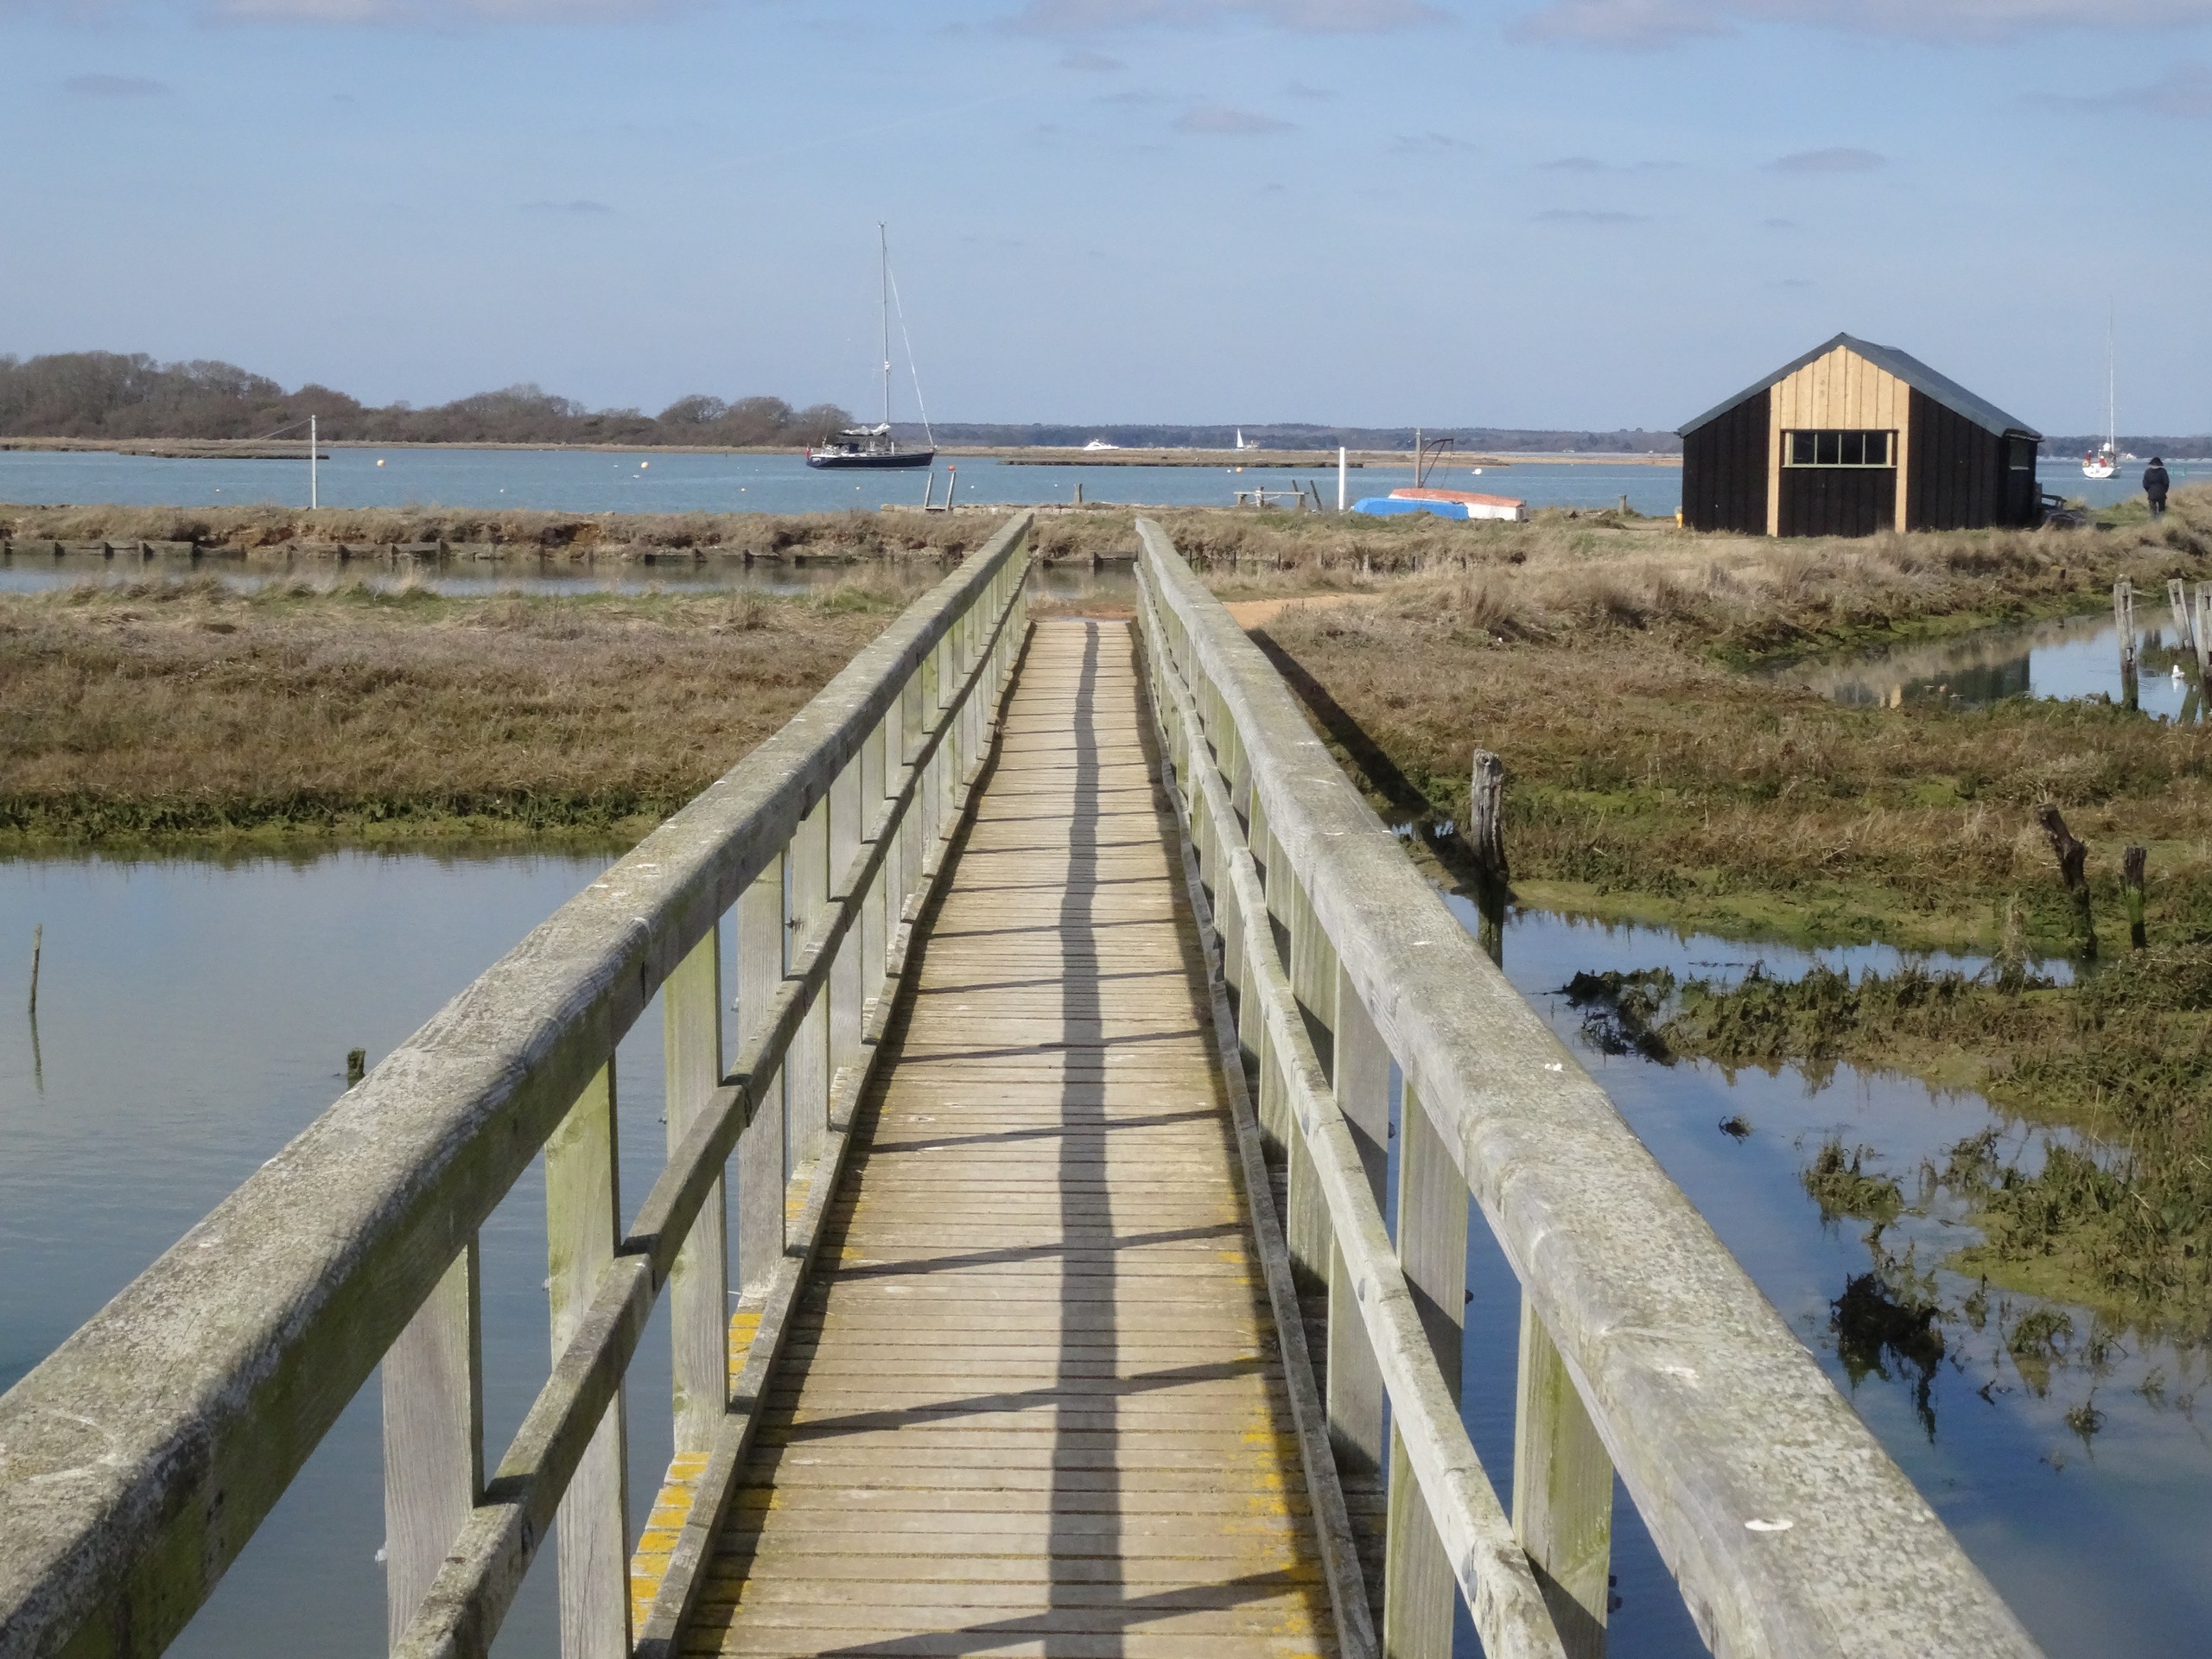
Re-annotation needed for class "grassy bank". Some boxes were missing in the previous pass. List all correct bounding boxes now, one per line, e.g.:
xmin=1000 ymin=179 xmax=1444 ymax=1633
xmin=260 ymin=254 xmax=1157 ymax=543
xmin=1249 ymin=486 xmax=2212 ymax=951
xmin=0 ymin=575 xmax=918 ymax=848
xmin=1567 ymin=950 xmax=2212 ymax=1335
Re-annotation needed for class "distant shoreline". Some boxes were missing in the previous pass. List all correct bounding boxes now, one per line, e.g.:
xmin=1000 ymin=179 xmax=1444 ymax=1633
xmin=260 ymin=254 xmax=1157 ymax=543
xmin=0 ymin=436 xmax=1685 ymax=467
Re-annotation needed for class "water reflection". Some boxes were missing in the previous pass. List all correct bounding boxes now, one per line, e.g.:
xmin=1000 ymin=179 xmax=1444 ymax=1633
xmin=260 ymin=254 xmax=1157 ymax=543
xmin=1784 ymin=610 xmax=2209 ymax=721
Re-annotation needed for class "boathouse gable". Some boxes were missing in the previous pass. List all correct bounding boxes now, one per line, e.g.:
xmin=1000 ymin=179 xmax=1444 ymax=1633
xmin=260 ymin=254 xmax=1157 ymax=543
xmin=1680 ymin=333 xmax=2041 ymax=537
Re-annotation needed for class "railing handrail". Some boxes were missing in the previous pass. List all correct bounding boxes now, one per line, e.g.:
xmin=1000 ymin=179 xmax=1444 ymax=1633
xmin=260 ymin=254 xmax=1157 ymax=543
xmin=1132 ymin=519 xmax=2040 ymax=1658
xmin=0 ymin=518 xmax=1033 ymax=1659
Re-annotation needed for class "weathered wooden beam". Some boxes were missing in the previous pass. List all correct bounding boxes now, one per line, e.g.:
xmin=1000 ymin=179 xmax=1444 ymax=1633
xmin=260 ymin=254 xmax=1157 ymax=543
xmin=664 ymin=930 xmax=728 ymax=1458
xmin=1134 ymin=518 xmax=2040 ymax=1659
xmin=383 ymin=1242 xmax=484 ymax=1645
xmin=0 ymin=515 xmax=1034 ymax=1659
xmin=543 ymin=1065 xmax=629 ymax=1659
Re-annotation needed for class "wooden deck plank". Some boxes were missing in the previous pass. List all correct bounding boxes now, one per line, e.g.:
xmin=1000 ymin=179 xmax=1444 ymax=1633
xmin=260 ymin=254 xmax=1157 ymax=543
xmin=668 ymin=620 xmax=1338 ymax=1659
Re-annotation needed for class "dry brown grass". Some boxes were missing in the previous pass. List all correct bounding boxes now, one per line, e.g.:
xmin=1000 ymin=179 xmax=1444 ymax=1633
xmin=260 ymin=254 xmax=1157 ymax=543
xmin=1249 ymin=488 xmax=2212 ymax=949
xmin=0 ymin=579 xmax=903 ymax=843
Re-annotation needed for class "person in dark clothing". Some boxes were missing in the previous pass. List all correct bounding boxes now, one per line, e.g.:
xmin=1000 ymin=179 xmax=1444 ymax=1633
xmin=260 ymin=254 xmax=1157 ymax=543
xmin=2145 ymin=457 xmax=2171 ymax=517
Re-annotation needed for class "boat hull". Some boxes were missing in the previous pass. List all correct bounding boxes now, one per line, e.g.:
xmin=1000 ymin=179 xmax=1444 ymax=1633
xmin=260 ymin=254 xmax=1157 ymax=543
xmin=805 ymin=448 xmax=938 ymax=470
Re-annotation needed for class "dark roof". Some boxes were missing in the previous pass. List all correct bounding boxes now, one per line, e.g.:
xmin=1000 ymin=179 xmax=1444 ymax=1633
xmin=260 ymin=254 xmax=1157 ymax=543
xmin=1678 ymin=333 xmax=2041 ymax=441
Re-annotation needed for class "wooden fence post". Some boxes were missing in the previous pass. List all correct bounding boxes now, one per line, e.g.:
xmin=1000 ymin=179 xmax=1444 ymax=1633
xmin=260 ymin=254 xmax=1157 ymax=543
xmin=664 ymin=927 xmax=728 ymax=1455
xmin=1382 ymin=1081 xmax=1466 ymax=1659
xmin=382 ymin=1240 xmax=484 ymax=1645
xmin=1514 ymin=1302 xmax=1615 ymax=1658
xmin=545 ymin=1062 xmax=630 ymax=1658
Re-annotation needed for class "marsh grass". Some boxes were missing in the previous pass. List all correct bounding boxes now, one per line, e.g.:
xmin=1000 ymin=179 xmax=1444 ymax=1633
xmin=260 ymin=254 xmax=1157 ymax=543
xmin=0 ymin=580 xmax=905 ymax=845
xmin=1617 ymin=948 xmax=2212 ymax=1333
xmin=1252 ymin=487 xmax=2212 ymax=950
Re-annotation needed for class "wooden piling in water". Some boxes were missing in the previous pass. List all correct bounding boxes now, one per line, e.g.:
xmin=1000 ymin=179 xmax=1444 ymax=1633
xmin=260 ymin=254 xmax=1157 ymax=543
xmin=2195 ymin=582 xmax=2212 ymax=696
xmin=2114 ymin=579 xmax=2139 ymax=709
xmin=346 ymin=1047 xmax=367 ymax=1087
xmin=2123 ymin=845 xmax=2148 ymax=951
xmin=28 ymin=925 xmax=41 ymax=1018
xmin=2037 ymin=804 xmax=2098 ymax=958
xmin=1466 ymin=750 xmax=1508 ymax=881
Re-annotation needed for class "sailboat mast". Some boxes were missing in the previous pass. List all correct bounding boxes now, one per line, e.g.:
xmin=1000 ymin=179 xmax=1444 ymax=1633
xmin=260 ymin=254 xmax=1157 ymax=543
xmin=880 ymin=223 xmax=893 ymax=431
xmin=2107 ymin=308 xmax=2117 ymax=454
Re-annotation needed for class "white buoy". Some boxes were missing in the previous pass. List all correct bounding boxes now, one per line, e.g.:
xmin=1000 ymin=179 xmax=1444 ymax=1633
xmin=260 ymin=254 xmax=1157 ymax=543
xmin=640 ymin=461 xmax=650 ymax=469
xmin=376 ymin=458 xmax=386 ymax=467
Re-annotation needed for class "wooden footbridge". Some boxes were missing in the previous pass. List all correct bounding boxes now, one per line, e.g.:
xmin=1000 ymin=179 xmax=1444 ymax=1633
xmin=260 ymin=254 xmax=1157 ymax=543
xmin=1 ymin=515 xmax=2040 ymax=1659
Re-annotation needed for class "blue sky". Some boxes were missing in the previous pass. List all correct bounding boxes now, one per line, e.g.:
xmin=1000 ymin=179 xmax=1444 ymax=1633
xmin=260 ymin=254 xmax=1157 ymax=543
xmin=4 ymin=0 xmax=2209 ymax=431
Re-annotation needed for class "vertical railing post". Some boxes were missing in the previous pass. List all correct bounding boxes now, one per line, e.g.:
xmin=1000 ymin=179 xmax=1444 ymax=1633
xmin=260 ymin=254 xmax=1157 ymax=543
xmin=1382 ymin=1081 xmax=1466 ymax=1659
xmin=382 ymin=1239 xmax=484 ymax=1646
xmin=664 ymin=926 xmax=728 ymax=1454
xmin=1326 ymin=969 xmax=1390 ymax=1491
xmin=545 ymin=1062 xmax=630 ymax=1658
xmin=787 ymin=799 xmax=831 ymax=1166
xmin=737 ymin=855 xmax=787 ymax=1298
xmin=1515 ymin=1305 xmax=1616 ymax=1658
xmin=827 ymin=752 xmax=867 ymax=1103
xmin=1284 ymin=879 xmax=1338 ymax=1285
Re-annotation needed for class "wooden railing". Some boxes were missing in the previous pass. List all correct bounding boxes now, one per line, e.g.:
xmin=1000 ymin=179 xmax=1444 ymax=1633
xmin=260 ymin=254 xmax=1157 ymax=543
xmin=0 ymin=515 xmax=1034 ymax=1659
xmin=1130 ymin=518 xmax=2043 ymax=1659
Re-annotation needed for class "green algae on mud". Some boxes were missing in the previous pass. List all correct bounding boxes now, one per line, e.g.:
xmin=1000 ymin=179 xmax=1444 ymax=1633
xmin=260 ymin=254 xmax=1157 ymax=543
xmin=1566 ymin=950 xmax=2212 ymax=1337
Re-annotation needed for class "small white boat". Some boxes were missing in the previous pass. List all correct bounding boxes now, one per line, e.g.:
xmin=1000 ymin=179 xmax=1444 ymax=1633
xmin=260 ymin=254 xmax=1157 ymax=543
xmin=2084 ymin=315 xmax=2119 ymax=480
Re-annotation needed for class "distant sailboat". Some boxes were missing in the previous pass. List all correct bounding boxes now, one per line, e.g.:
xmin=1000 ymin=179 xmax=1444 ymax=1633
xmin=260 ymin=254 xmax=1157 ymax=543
xmin=2084 ymin=314 xmax=2118 ymax=480
xmin=807 ymin=225 xmax=937 ymax=471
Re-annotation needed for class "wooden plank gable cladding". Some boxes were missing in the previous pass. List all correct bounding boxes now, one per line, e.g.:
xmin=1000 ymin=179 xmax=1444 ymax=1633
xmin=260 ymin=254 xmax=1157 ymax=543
xmin=1677 ymin=332 xmax=2043 ymax=538
xmin=1766 ymin=342 xmax=1909 ymax=537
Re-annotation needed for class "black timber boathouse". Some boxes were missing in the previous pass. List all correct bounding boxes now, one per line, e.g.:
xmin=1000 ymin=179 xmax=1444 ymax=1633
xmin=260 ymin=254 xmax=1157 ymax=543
xmin=1681 ymin=333 xmax=2043 ymax=537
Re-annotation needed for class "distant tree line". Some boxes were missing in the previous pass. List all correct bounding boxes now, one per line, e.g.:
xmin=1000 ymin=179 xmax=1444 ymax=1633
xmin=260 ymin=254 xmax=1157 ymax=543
xmin=0 ymin=352 xmax=854 ymax=448
xmin=911 ymin=421 xmax=1686 ymax=454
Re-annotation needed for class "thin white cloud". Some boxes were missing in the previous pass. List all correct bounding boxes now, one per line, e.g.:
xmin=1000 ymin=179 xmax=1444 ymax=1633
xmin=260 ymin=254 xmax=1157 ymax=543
xmin=65 ymin=73 xmax=172 ymax=95
xmin=1389 ymin=130 xmax=1476 ymax=152
xmin=2040 ymin=62 xmax=2212 ymax=118
xmin=1515 ymin=0 xmax=2212 ymax=48
xmin=1061 ymin=47 xmax=1127 ymax=67
xmin=1770 ymin=145 xmax=1885 ymax=172
xmin=1534 ymin=207 xmax=1647 ymax=223
xmin=206 ymin=0 xmax=683 ymax=19
xmin=1175 ymin=102 xmax=1293 ymax=132
xmin=521 ymin=197 xmax=616 ymax=213
xmin=1536 ymin=153 xmax=1681 ymax=170
xmin=1014 ymin=0 xmax=1444 ymax=35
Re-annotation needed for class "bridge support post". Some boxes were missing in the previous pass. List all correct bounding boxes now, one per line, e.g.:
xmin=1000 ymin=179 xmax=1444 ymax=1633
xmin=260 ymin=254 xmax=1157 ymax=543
xmin=382 ymin=1238 xmax=484 ymax=1646
xmin=545 ymin=1062 xmax=631 ymax=1658
xmin=789 ymin=799 xmax=832 ymax=1165
xmin=1326 ymin=967 xmax=1390 ymax=1490
xmin=1515 ymin=1304 xmax=1615 ymax=1657
xmin=738 ymin=859 xmax=788 ymax=1298
xmin=666 ymin=928 xmax=728 ymax=1453
xmin=1382 ymin=1082 xmax=1466 ymax=1659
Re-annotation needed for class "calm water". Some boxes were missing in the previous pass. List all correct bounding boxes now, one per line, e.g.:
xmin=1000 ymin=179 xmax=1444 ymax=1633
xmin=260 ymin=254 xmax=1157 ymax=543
xmin=0 ymin=446 xmax=1688 ymax=518
xmin=1786 ymin=609 xmax=2209 ymax=719
xmin=2 ymin=853 xmax=2202 ymax=1655
xmin=1466 ymin=908 xmax=2209 ymax=1657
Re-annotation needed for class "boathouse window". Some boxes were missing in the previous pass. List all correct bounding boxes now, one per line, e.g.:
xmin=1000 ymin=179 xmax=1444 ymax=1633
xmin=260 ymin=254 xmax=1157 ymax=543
xmin=1784 ymin=429 xmax=1896 ymax=467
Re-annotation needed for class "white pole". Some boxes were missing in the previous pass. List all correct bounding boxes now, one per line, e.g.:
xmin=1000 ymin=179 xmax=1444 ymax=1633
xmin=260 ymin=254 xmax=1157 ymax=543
xmin=1338 ymin=446 xmax=1346 ymax=512
xmin=309 ymin=414 xmax=318 ymax=511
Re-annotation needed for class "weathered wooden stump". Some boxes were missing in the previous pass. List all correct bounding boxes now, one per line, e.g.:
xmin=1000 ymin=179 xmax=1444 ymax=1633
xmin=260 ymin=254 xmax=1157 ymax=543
xmin=2037 ymin=803 xmax=2098 ymax=958
xmin=2123 ymin=844 xmax=2148 ymax=951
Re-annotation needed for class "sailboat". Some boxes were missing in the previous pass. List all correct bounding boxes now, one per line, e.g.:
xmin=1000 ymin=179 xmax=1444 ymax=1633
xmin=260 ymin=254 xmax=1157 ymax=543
xmin=806 ymin=225 xmax=937 ymax=471
xmin=2083 ymin=315 xmax=2118 ymax=480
